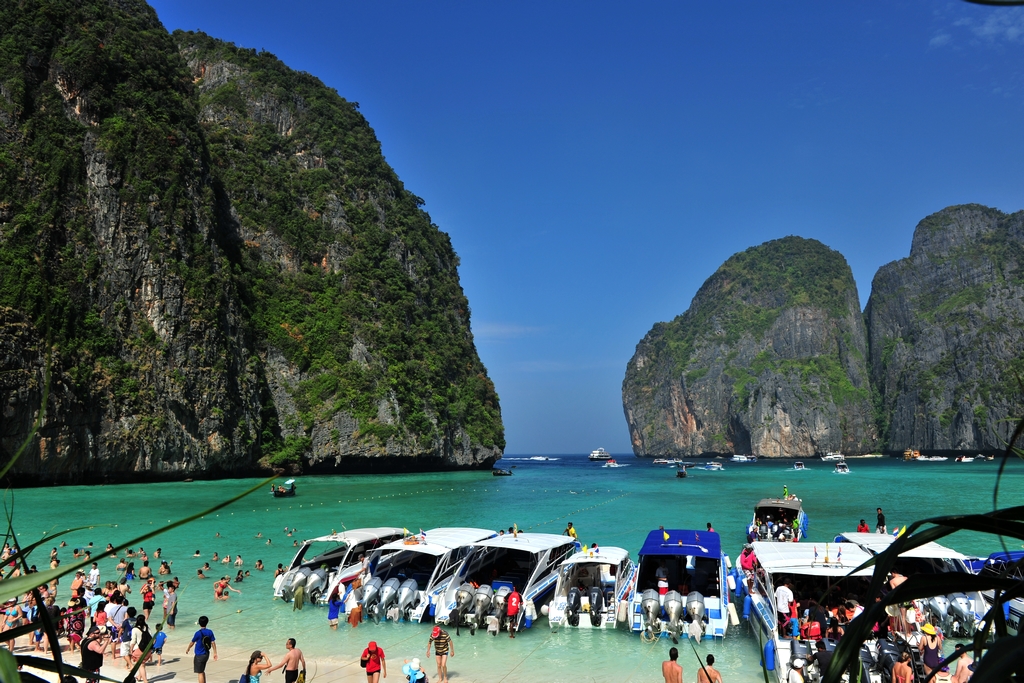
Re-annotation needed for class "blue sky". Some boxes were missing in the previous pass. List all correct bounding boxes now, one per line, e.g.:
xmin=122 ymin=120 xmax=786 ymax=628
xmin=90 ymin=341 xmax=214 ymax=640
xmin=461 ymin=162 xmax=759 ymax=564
xmin=150 ymin=1 xmax=1024 ymax=454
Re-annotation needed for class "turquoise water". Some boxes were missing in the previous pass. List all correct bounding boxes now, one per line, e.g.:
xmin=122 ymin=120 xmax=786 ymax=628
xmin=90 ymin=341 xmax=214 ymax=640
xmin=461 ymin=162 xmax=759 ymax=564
xmin=13 ymin=455 xmax=1024 ymax=682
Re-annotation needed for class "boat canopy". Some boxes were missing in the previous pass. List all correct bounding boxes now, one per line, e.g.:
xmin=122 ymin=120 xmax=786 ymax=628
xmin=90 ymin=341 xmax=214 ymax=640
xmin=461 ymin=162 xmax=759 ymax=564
xmin=751 ymin=541 xmax=874 ymax=577
xmin=639 ymin=529 xmax=721 ymax=560
xmin=836 ymin=532 xmax=968 ymax=560
xmin=284 ymin=479 xmax=295 ymax=485
xmin=560 ymin=547 xmax=630 ymax=566
xmin=377 ymin=528 xmax=496 ymax=557
xmin=300 ymin=527 xmax=406 ymax=546
xmin=756 ymin=498 xmax=803 ymax=512
xmin=473 ymin=532 xmax=571 ymax=552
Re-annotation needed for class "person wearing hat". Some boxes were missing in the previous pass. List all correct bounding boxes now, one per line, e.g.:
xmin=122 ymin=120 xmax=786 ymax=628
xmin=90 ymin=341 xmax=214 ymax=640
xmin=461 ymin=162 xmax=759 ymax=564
xmin=426 ymin=626 xmax=453 ymax=683
xmin=361 ymin=641 xmax=386 ymax=683
xmin=81 ymin=625 xmax=109 ymax=683
xmin=919 ymin=622 xmax=943 ymax=675
xmin=402 ymin=658 xmax=426 ymax=682
xmin=788 ymin=658 xmax=805 ymax=683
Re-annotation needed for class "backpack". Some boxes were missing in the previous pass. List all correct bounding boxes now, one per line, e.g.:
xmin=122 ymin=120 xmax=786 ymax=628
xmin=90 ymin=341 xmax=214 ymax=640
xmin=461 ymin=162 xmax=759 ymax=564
xmin=201 ymin=631 xmax=213 ymax=651
xmin=240 ymin=675 xmax=251 ymax=683
xmin=121 ymin=619 xmax=133 ymax=643
xmin=139 ymin=628 xmax=152 ymax=652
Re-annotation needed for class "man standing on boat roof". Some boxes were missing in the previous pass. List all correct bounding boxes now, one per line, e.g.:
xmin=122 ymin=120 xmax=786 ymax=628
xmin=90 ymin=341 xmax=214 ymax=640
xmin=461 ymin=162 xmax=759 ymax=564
xmin=876 ymin=508 xmax=887 ymax=534
xmin=564 ymin=522 xmax=577 ymax=540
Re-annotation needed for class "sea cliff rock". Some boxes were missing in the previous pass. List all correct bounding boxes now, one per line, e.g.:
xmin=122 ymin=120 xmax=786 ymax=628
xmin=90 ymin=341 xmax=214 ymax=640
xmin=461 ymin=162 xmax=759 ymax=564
xmin=866 ymin=204 xmax=1024 ymax=453
xmin=622 ymin=237 xmax=877 ymax=457
xmin=0 ymin=1 xmax=501 ymax=483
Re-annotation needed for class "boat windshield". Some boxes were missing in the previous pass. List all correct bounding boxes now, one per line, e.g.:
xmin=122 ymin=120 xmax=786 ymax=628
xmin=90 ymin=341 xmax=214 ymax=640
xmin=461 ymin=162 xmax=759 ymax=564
xmin=292 ymin=541 xmax=349 ymax=569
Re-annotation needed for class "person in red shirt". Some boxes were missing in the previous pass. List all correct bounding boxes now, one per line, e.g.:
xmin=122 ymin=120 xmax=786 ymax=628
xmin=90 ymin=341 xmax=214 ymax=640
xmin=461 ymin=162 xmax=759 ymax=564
xmin=857 ymin=519 xmax=870 ymax=533
xmin=360 ymin=641 xmax=386 ymax=683
xmin=506 ymin=587 xmax=522 ymax=639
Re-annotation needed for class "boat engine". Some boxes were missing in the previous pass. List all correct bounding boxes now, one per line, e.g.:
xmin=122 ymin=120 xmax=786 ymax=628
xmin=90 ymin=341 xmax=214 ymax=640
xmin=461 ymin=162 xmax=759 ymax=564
xmin=664 ymin=590 xmax=685 ymax=643
xmin=362 ymin=577 xmax=383 ymax=623
xmin=472 ymin=585 xmax=494 ymax=635
xmin=566 ymin=587 xmax=582 ymax=627
xmin=447 ymin=583 xmax=476 ymax=635
xmin=380 ymin=577 xmax=401 ymax=613
xmin=493 ymin=586 xmax=511 ymax=623
xmin=588 ymin=586 xmax=604 ymax=627
xmin=306 ymin=568 xmax=327 ymax=602
xmin=641 ymin=589 xmax=662 ymax=639
xmin=925 ymin=595 xmax=950 ymax=630
xmin=397 ymin=579 xmax=419 ymax=620
xmin=947 ymin=593 xmax=976 ymax=635
xmin=685 ymin=591 xmax=706 ymax=639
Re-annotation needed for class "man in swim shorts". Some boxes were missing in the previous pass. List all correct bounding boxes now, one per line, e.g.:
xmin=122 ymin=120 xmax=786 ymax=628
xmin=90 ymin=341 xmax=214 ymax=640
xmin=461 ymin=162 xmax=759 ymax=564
xmin=267 ymin=638 xmax=305 ymax=683
xmin=427 ymin=626 xmax=454 ymax=683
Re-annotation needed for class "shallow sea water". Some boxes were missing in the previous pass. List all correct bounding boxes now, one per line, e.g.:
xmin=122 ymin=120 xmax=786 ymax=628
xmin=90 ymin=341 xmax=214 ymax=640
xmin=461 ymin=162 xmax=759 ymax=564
xmin=13 ymin=455 xmax=1024 ymax=682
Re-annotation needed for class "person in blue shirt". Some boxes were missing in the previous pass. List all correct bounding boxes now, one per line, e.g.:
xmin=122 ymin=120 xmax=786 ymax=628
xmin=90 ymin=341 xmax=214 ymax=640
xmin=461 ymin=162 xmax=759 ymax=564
xmin=327 ymin=589 xmax=343 ymax=630
xmin=151 ymin=623 xmax=168 ymax=667
xmin=185 ymin=616 xmax=217 ymax=683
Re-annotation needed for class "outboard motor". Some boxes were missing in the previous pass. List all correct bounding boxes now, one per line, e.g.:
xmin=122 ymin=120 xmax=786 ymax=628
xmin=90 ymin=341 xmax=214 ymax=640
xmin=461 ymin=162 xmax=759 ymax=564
xmin=947 ymin=593 xmax=975 ymax=635
xmin=397 ymin=579 xmax=419 ymax=620
xmin=685 ymin=591 xmax=706 ymax=640
xmin=588 ymin=586 xmax=604 ymax=627
xmin=790 ymin=640 xmax=811 ymax=670
xmin=493 ymin=586 xmax=511 ymax=622
xmin=876 ymin=641 xmax=901 ymax=683
xmin=449 ymin=583 xmax=475 ymax=635
xmin=566 ymin=587 xmax=582 ymax=627
xmin=380 ymin=577 xmax=401 ymax=613
xmin=362 ymin=576 xmax=383 ymax=623
xmin=664 ymin=590 xmax=685 ymax=643
xmin=925 ymin=595 xmax=950 ymax=630
xmin=641 ymin=589 xmax=662 ymax=639
xmin=472 ymin=585 xmax=494 ymax=635
xmin=306 ymin=568 xmax=328 ymax=602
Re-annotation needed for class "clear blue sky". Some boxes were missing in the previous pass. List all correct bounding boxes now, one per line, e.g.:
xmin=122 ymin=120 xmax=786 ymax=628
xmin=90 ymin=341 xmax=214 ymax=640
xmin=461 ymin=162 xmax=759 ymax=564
xmin=150 ymin=1 xmax=1024 ymax=454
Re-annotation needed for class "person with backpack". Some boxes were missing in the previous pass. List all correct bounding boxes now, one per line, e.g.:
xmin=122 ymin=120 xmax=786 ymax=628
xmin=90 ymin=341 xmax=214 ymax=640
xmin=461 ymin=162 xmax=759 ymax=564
xmin=130 ymin=614 xmax=152 ymax=683
xmin=119 ymin=607 xmax=138 ymax=669
xmin=81 ymin=625 xmax=110 ymax=683
xmin=185 ymin=615 xmax=217 ymax=683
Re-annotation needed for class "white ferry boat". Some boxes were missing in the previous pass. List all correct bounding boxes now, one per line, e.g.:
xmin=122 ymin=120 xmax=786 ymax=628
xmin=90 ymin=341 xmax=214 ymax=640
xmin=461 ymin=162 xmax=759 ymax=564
xmin=354 ymin=527 xmax=497 ymax=623
xmin=589 ymin=448 xmax=612 ymax=461
xmin=547 ymin=546 xmax=636 ymax=630
xmin=730 ymin=454 xmax=757 ymax=463
xmin=820 ymin=452 xmax=844 ymax=462
xmin=273 ymin=527 xmax=406 ymax=602
xmin=437 ymin=533 xmax=576 ymax=633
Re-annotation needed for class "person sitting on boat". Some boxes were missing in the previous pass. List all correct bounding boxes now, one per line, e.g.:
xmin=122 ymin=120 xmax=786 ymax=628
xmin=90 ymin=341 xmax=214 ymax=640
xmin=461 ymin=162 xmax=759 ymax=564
xmin=857 ymin=519 xmax=870 ymax=533
xmin=739 ymin=545 xmax=757 ymax=572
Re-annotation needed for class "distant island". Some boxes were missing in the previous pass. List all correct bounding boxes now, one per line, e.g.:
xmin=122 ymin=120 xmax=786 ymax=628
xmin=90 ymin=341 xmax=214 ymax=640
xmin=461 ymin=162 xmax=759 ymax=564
xmin=623 ymin=204 xmax=1024 ymax=458
xmin=0 ymin=2 xmax=502 ymax=483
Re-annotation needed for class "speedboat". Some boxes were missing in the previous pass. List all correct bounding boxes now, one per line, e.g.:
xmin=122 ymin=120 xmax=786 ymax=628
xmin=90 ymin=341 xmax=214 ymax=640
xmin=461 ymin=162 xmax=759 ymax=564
xmin=918 ymin=456 xmax=948 ymax=462
xmin=791 ymin=461 xmax=807 ymax=471
xmin=547 ymin=546 xmax=636 ymax=630
xmin=492 ymin=468 xmax=514 ymax=476
xmin=653 ymin=458 xmax=671 ymax=465
xmin=833 ymin=461 xmax=850 ymax=474
xmin=730 ymin=454 xmax=757 ymax=463
xmin=273 ymin=527 xmax=405 ymax=602
xmin=676 ymin=466 xmax=687 ymax=478
xmin=588 ymin=448 xmax=612 ymax=461
xmin=747 ymin=541 xmax=877 ymax=683
xmin=974 ymin=550 xmax=1024 ymax=636
xmin=835 ymin=532 xmax=988 ymax=636
xmin=272 ymin=479 xmax=297 ymax=497
xmin=528 ymin=456 xmax=555 ymax=461
xmin=748 ymin=498 xmax=808 ymax=542
xmin=353 ymin=528 xmax=497 ymax=623
xmin=702 ymin=462 xmax=724 ymax=471
xmin=955 ymin=456 xmax=974 ymax=463
xmin=436 ymin=533 xmax=576 ymax=634
xmin=820 ymin=452 xmax=844 ymax=462
xmin=627 ymin=529 xmax=732 ymax=642
xmin=602 ymin=459 xmax=628 ymax=468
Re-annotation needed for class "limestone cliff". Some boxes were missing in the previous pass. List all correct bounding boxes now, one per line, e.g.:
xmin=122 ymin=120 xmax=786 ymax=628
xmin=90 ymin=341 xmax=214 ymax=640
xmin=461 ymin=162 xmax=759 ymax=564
xmin=0 ymin=1 xmax=501 ymax=483
xmin=866 ymin=204 xmax=1024 ymax=453
xmin=622 ymin=237 xmax=877 ymax=457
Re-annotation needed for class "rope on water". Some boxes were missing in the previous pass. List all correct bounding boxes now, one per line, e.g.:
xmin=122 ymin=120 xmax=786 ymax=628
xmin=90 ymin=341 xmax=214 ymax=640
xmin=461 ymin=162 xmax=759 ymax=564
xmin=522 ymin=492 xmax=631 ymax=531
xmin=495 ymin=628 xmax=556 ymax=683
xmin=624 ymin=637 xmax=662 ymax=683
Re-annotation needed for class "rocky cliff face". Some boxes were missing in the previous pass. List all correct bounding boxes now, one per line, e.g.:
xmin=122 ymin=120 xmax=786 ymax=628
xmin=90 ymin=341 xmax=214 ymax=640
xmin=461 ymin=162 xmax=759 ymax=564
xmin=866 ymin=204 xmax=1024 ymax=453
xmin=0 ymin=1 xmax=501 ymax=483
xmin=622 ymin=237 xmax=877 ymax=457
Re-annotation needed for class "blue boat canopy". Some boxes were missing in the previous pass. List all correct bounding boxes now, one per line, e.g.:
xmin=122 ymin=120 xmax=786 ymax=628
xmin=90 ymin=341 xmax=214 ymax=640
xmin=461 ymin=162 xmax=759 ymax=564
xmin=639 ymin=529 xmax=721 ymax=560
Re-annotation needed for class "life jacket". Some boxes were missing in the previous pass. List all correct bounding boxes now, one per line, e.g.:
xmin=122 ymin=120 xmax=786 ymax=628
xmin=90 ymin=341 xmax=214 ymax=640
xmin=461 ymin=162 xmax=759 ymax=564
xmin=800 ymin=621 xmax=821 ymax=640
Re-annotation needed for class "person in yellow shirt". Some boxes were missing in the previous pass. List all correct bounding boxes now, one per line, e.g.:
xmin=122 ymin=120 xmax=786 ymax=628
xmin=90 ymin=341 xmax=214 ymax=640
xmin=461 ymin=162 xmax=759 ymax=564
xmin=564 ymin=522 xmax=578 ymax=540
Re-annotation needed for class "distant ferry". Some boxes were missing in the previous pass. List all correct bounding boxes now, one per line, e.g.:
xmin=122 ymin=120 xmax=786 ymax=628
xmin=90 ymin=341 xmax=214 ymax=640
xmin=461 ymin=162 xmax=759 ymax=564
xmin=589 ymin=448 xmax=612 ymax=461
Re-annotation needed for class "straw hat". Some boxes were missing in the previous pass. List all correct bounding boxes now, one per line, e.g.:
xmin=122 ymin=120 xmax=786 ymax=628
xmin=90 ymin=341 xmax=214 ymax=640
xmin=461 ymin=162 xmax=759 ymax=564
xmin=921 ymin=623 xmax=936 ymax=635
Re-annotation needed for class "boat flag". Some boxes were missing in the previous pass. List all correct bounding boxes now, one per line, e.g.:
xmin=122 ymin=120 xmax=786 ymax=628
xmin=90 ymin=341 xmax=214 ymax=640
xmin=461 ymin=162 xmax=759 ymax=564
xmin=836 ymin=547 xmax=842 ymax=562
xmin=663 ymin=530 xmax=670 ymax=542
xmin=403 ymin=527 xmax=409 ymax=537
xmin=897 ymin=526 xmax=907 ymax=537
xmin=814 ymin=546 xmax=818 ymax=561
xmin=419 ymin=529 xmax=427 ymax=542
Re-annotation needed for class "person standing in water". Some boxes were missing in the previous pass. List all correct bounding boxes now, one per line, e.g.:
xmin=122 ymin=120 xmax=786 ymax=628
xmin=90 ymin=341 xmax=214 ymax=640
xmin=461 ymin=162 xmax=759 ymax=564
xmin=426 ymin=626 xmax=453 ymax=683
xmin=662 ymin=647 xmax=682 ymax=683
xmin=697 ymin=654 xmax=723 ymax=683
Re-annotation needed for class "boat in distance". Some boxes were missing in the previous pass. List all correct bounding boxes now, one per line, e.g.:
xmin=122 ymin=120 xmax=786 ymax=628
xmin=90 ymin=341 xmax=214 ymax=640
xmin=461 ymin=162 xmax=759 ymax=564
xmin=819 ymin=452 xmax=844 ymax=462
xmin=547 ymin=546 xmax=636 ymax=630
xmin=602 ymin=459 xmax=629 ymax=468
xmin=748 ymin=497 xmax=808 ymax=542
xmin=730 ymin=454 xmax=757 ymax=462
xmin=833 ymin=461 xmax=850 ymax=474
xmin=272 ymin=479 xmax=297 ymax=497
xmin=589 ymin=448 xmax=612 ymax=461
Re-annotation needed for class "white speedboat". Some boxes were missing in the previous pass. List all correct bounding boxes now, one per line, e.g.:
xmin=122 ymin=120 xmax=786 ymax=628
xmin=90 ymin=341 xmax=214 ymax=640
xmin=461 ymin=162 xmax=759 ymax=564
xmin=653 ymin=458 xmax=680 ymax=465
xmin=437 ymin=533 xmax=576 ymax=634
xmin=273 ymin=527 xmax=406 ymax=602
xmin=703 ymin=462 xmax=724 ymax=471
xmin=820 ymin=452 xmax=844 ymax=462
xmin=602 ymin=459 xmax=628 ymax=468
xmin=628 ymin=529 xmax=732 ymax=642
xmin=353 ymin=528 xmax=497 ymax=623
xmin=748 ymin=498 xmax=808 ymax=542
xmin=833 ymin=461 xmax=850 ymax=474
xmin=834 ymin=532 xmax=988 ymax=636
xmin=748 ymin=541 xmax=877 ymax=683
xmin=730 ymin=454 xmax=757 ymax=463
xmin=918 ymin=456 xmax=948 ymax=462
xmin=791 ymin=461 xmax=807 ymax=471
xmin=547 ymin=547 xmax=636 ymax=630
xmin=589 ymin=448 xmax=612 ymax=461
xmin=955 ymin=456 xmax=974 ymax=463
